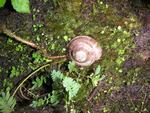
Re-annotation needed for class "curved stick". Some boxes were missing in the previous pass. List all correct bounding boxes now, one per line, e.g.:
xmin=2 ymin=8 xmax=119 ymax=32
xmin=12 ymin=63 xmax=51 ymax=97
xmin=19 ymin=86 xmax=30 ymax=100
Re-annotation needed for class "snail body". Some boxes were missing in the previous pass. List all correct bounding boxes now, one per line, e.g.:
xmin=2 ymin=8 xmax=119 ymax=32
xmin=67 ymin=36 xmax=102 ymax=66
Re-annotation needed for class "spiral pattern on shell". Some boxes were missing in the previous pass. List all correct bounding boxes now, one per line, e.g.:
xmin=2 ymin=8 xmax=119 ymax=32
xmin=67 ymin=36 xmax=102 ymax=66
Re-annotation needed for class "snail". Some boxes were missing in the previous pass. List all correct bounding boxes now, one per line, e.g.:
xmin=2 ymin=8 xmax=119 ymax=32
xmin=67 ymin=36 xmax=102 ymax=66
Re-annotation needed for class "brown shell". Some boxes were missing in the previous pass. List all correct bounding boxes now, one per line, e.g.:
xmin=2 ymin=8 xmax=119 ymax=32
xmin=67 ymin=36 xmax=102 ymax=66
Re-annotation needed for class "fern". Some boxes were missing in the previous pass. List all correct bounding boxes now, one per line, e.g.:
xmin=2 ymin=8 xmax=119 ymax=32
xmin=51 ymin=70 xmax=81 ymax=100
xmin=31 ymin=76 xmax=46 ymax=90
xmin=51 ymin=70 xmax=64 ymax=82
xmin=90 ymin=65 xmax=105 ymax=86
xmin=63 ymin=77 xmax=81 ymax=100
xmin=68 ymin=61 xmax=77 ymax=73
xmin=0 ymin=92 xmax=16 ymax=113
xmin=50 ymin=90 xmax=61 ymax=106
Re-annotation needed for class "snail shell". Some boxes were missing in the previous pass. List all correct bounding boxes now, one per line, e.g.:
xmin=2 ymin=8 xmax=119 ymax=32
xmin=67 ymin=36 xmax=102 ymax=66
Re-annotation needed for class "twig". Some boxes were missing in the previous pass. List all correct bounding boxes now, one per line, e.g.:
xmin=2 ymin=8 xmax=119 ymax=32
xmin=23 ymin=86 xmax=39 ymax=98
xmin=87 ymin=86 xmax=99 ymax=101
xmin=19 ymin=86 xmax=30 ymax=100
xmin=87 ymin=82 xmax=101 ymax=101
xmin=46 ymin=55 xmax=67 ymax=59
xmin=12 ymin=63 xmax=51 ymax=97
xmin=2 ymin=26 xmax=39 ymax=49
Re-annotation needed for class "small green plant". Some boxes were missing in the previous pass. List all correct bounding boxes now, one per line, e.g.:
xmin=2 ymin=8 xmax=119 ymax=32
xmin=0 ymin=92 xmax=16 ymax=113
xmin=0 ymin=0 xmax=30 ymax=13
xmin=68 ymin=61 xmax=77 ymax=73
xmin=30 ymin=68 xmax=81 ymax=108
xmin=15 ymin=45 xmax=24 ymax=52
xmin=30 ymin=93 xmax=51 ymax=108
xmin=90 ymin=65 xmax=105 ymax=86
xmin=51 ymin=70 xmax=64 ymax=82
xmin=10 ymin=66 xmax=20 ymax=78
xmin=63 ymin=76 xmax=81 ymax=100
xmin=33 ymin=23 xmax=44 ymax=32
xmin=31 ymin=76 xmax=47 ymax=90
xmin=30 ymin=90 xmax=61 ymax=107
xmin=0 ymin=0 xmax=6 ymax=8
xmin=32 ymin=52 xmax=44 ymax=63
xmin=51 ymin=69 xmax=81 ymax=100
xmin=9 ymin=66 xmax=24 ymax=78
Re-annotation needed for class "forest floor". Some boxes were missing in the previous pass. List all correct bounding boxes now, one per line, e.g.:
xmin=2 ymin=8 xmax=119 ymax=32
xmin=0 ymin=0 xmax=150 ymax=113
